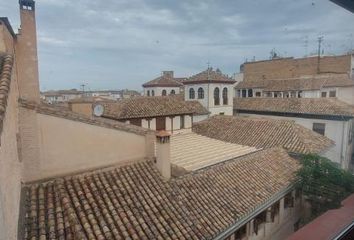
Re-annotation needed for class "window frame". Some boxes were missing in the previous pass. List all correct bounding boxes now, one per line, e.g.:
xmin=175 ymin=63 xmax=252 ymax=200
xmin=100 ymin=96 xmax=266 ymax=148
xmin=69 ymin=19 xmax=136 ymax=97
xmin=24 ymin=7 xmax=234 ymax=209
xmin=312 ymin=122 xmax=326 ymax=136
xmin=189 ymin=88 xmax=195 ymax=99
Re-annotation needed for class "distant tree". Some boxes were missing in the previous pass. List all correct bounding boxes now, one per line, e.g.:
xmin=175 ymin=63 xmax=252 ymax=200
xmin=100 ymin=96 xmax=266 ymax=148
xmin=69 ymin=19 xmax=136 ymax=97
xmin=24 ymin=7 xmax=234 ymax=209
xmin=296 ymin=154 xmax=354 ymax=222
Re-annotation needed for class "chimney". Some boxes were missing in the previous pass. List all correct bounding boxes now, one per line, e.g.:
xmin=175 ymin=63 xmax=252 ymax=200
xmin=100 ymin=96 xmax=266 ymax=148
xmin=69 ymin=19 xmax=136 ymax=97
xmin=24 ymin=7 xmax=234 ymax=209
xmin=162 ymin=71 xmax=174 ymax=79
xmin=155 ymin=131 xmax=171 ymax=180
xmin=16 ymin=0 xmax=40 ymax=103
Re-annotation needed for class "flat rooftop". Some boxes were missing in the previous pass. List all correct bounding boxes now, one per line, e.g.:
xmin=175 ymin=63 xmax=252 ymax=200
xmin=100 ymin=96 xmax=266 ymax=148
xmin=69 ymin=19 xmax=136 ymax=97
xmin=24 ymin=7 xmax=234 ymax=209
xmin=171 ymin=132 xmax=257 ymax=173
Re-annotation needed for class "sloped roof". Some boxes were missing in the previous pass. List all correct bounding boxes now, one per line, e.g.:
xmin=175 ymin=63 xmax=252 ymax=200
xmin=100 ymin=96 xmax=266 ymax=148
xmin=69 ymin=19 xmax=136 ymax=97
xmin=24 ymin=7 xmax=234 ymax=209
xmin=142 ymin=76 xmax=183 ymax=87
xmin=0 ymin=54 xmax=14 ymax=137
xmin=23 ymin=148 xmax=299 ymax=240
xmin=19 ymin=99 xmax=150 ymax=136
xmin=101 ymin=96 xmax=209 ymax=120
xmin=235 ymin=74 xmax=354 ymax=91
xmin=184 ymin=68 xmax=236 ymax=84
xmin=193 ymin=115 xmax=334 ymax=154
xmin=233 ymin=98 xmax=354 ymax=118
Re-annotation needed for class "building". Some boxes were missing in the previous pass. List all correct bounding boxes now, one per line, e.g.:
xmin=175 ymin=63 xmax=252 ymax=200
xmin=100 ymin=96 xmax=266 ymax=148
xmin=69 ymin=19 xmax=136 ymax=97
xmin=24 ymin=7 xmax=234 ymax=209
xmin=235 ymin=73 xmax=354 ymax=105
xmin=0 ymin=1 xmax=317 ymax=239
xmin=142 ymin=71 xmax=184 ymax=96
xmin=95 ymin=95 xmax=209 ymax=133
xmin=241 ymin=54 xmax=354 ymax=82
xmin=68 ymin=96 xmax=116 ymax=117
xmin=288 ymin=193 xmax=354 ymax=240
xmin=234 ymin=97 xmax=354 ymax=170
xmin=184 ymin=67 xmax=236 ymax=116
xmin=193 ymin=115 xmax=334 ymax=155
xmin=41 ymin=89 xmax=83 ymax=103
xmin=330 ymin=0 xmax=354 ymax=13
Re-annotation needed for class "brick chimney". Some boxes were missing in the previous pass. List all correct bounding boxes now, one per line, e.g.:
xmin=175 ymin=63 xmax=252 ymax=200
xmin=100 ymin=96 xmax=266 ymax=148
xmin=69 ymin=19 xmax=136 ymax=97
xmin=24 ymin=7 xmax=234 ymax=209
xmin=162 ymin=71 xmax=174 ymax=79
xmin=16 ymin=0 xmax=40 ymax=103
xmin=155 ymin=131 xmax=171 ymax=180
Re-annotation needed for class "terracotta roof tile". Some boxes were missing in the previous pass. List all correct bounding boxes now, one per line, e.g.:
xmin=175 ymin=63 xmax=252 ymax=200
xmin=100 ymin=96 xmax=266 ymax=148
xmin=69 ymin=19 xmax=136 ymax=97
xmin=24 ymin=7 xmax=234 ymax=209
xmin=233 ymin=97 xmax=354 ymax=118
xmin=19 ymin=98 xmax=150 ymax=136
xmin=193 ymin=115 xmax=334 ymax=154
xmin=142 ymin=76 xmax=183 ymax=88
xmin=23 ymin=148 xmax=299 ymax=239
xmin=184 ymin=68 xmax=236 ymax=85
xmin=0 ymin=54 xmax=14 ymax=137
xmin=101 ymin=96 xmax=208 ymax=120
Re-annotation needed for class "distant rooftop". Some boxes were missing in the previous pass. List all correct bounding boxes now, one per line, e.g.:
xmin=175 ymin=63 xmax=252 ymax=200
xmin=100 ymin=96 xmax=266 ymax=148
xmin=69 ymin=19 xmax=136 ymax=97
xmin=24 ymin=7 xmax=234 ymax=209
xmin=142 ymin=71 xmax=184 ymax=88
xmin=183 ymin=67 xmax=236 ymax=85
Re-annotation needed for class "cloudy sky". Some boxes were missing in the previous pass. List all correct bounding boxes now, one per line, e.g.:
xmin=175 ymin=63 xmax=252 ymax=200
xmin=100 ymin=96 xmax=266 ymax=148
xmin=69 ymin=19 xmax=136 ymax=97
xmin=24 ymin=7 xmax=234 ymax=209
xmin=1 ymin=0 xmax=354 ymax=91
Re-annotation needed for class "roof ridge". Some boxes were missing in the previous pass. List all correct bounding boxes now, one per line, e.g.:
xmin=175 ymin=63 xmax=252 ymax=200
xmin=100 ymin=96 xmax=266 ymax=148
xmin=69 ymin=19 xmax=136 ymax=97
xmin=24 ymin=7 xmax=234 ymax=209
xmin=19 ymin=98 xmax=151 ymax=136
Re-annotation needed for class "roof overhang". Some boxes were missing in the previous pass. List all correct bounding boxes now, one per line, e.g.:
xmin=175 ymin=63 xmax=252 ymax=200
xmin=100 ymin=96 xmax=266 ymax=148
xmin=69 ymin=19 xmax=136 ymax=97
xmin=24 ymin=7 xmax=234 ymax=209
xmin=330 ymin=0 xmax=354 ymax=13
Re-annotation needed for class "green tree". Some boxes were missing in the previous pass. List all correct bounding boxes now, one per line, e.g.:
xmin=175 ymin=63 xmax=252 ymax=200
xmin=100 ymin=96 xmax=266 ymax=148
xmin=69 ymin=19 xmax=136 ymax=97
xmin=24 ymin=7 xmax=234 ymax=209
xmin=296 ymin=154 xmax=354 ymax=222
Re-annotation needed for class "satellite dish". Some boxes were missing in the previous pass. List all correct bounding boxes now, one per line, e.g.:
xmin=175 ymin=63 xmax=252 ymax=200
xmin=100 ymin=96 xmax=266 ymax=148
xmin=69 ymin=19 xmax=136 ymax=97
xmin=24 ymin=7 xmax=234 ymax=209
xmin=93 ymin=104 xmax=104 ymax=117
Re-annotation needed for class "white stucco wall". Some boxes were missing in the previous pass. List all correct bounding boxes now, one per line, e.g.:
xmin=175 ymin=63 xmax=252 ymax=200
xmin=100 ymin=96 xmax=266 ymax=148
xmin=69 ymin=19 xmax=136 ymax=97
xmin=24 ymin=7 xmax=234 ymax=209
xmin=235 ymin=112 xmax=353 ymax=169
xmin=32 ymin=114 xmax=149 ymax=181
xmin=185 ymin=83 xmax=233 ymax=116
xmin=336 ymin=87 xmax=354 ymax=105
xmin=144 ymin=86 xmax=180 ymax=96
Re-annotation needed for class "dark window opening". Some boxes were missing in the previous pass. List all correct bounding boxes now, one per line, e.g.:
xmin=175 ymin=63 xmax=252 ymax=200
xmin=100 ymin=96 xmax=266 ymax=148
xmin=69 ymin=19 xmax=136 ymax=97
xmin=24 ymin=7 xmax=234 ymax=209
xmin=242 ymin=89 xmax=247 ymax=98
xmin=151 ymin=90 xmax=155 ymax=96
xmin=214 ymin=87 xmax=220 ymax=105
xmin=170 ymin=90 xmax=175 ymax=95
xmin=321 ymin=92 xmax=327 ymax=98
xmin=180 ymin=116 xmax=185 ymax=129
xmin=329 ymin=90 xmax=336 ymax=97
xmin=147 ymin=90 xmax=150 ymax=96
xmin=313 ymin=123 xmax=325 ymax=136
xmin=248 ymin=89 xmax=253 ymax=97
xmin=162 ymin=89 xmax=167 ymax=96
xmin=223 ymin=87 xmax=228 ymax=105
xmin=189 ymin=88 xmax=195 ymax=99
xmin=284 ymin=192 xmax=294 ymax=208
xmin=198 ymin=87 xmax=204 ymax=99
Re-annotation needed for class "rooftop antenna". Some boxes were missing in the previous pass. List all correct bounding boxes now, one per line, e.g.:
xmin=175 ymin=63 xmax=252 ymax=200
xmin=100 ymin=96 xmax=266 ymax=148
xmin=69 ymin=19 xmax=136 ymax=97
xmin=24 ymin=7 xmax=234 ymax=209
xmin=207 ymin=60 xmax=210 ymax=81
xmin=317 ymin=36 xmax=324 ymax=74
xmin=80 ymin=83 xmax=86 ymax=93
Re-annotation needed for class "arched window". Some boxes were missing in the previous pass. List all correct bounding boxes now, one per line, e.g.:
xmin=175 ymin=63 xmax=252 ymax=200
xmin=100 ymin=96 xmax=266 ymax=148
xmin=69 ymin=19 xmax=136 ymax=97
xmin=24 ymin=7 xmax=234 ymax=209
xmin=151 ymin=90 xmax=155 ymax=96
xmin=197 ymin=87 xmax=204 ymax=99
xmin=170 ymin=90 xmax=175 ymax=95
xmin=162 ymin=89 xmax=167 ymax=96
xmin=214 ymin=87 xmax=220 ymax=106
xmin=189 ymin=88 xmax=195 ymax=99
xmin=147 ymin=90 xmax=150 ymax=96
xmin=222 ymin=87 xmax=228 ymax=105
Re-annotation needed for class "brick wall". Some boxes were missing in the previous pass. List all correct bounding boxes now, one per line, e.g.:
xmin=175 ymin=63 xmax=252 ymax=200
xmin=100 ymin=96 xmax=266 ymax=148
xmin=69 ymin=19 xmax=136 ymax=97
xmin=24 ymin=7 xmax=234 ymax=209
xmin=244 ymin=55 xmax=352 ymax=82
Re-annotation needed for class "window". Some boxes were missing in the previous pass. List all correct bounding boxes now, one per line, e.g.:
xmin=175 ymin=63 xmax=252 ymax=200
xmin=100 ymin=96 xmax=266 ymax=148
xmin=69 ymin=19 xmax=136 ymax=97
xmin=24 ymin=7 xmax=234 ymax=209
xmin=255 ymin=92 xmax=261 ymax=97
xmin=284 ymin=192 xmax=294 ymax=208
xmin=214 ymin=87 xmax=220 ymax=105
xmin=329 ymin=90 xmax=336 ymax=97
xmin=241 ymin=89 xmax=247 ymax=98
xmin=170 ymin=90 xmax=175 ymax=95
xmin=219 ymin=112 xmax=225 ymax=115
xmin=180 ymin=116 xmax=185 ymax=129
xmin=298 ymin=91 xmax=302 ymax=98
xmin=321 ymin=92 xmax=327 ymax=98
xmin=248 ymin=89 xmax=253 ymax=97
xmin=236 ymin=89 xmax=241 ymax=98
xmin=197 ymin=87 xmax=204 ymax=99
xmin=147 ymin=90 xmax=150 ymax=96
xmin=313 ymin=123 xmax=325 ymax=136
xmin=189 ymin=88 xmax=195 ymax=99
xmin=234 ymin=225 xmax=247 ymax=240
xmin=162 ymin=89 xmax=167 ymax=96
xmin=151 ymin=90 xmax=155 ymax=96
xmin=222 ymin=87 xmax=228 ymax=105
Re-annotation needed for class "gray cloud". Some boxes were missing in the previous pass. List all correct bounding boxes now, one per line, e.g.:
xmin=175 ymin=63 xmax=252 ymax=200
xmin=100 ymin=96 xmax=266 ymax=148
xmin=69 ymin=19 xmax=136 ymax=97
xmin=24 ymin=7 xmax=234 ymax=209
xmin=1 ymin=0 xmax=354 ymax=90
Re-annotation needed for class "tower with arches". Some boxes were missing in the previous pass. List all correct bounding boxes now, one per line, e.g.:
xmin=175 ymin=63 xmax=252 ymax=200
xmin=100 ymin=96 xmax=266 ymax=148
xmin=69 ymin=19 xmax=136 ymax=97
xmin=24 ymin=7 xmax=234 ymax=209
xmin=184 ymin=68 xmax=235 ymax=116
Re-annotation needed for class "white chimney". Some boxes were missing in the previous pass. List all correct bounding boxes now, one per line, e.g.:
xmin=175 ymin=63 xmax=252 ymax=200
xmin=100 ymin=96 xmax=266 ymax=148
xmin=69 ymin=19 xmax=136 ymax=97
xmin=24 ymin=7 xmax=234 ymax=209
xmin=155 ymin=131 xmax=171 ymax=180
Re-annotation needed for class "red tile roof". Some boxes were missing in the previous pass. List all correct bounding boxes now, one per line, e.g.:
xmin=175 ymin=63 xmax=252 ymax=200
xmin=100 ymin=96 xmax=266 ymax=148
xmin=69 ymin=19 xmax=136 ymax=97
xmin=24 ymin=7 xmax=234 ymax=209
xmin=23 ymin=148 xmax=299 ymax=240
xmin=142 ymin=75 xmax=183 ymax=88
xmin=0 ymin=54 xmax=14 ymax=137
xmin=193 ymin=115 xmax=334 ymax=154
xmin=184 ymin=68 xmax=236 ymax=85
xmin=234 ymin=97 xmax=354 ymax=118
xmin=101 ymin=96 xmax=209 ymax=120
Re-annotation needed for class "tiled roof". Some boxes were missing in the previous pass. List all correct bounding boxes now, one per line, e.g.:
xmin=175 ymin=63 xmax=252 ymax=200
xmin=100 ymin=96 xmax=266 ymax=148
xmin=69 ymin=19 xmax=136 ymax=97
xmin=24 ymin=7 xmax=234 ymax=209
xmin=171 ymin=132 xmax=257 ymax=173
xmin=23 ymin=148 xmax=299 ymax=240
xmin=68 ymin=96 xmax=116 ymax=104
xmin=184 ymin=68 xmax=236 ymax=84
xmin=101 ymin=96 xmax=209 ymax=120
xmin=233 ymin=98 xmax=354 ymax=118
xmin=0 ymin=54 xmax=14 ymax=136
xmin=142 ymin=76 xmax=183 ymax=87
xmin=193 ymin=115 xmax=334 ymax=154
xmin=235 ymin=74 xmax=354 ymax=91
xmin=19 ymin=99 xmax=150 ymax=136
